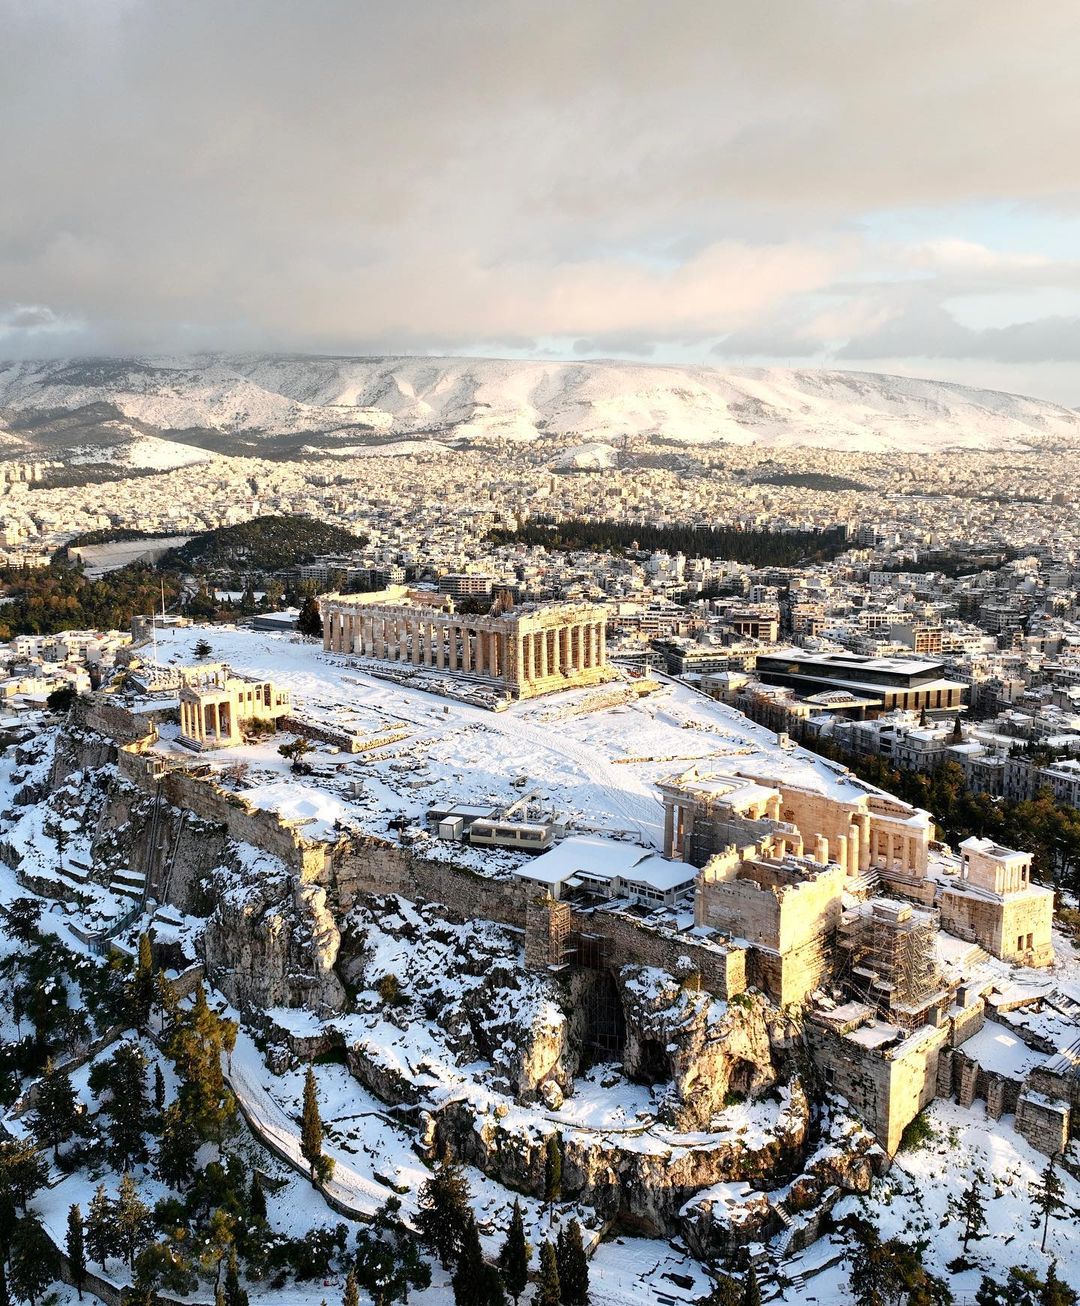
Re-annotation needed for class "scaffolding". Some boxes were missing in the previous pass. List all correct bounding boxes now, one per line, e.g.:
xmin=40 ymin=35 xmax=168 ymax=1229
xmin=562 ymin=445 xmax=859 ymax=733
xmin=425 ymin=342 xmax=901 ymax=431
xmin=838 ymin=896 xmax=946 ymax=1026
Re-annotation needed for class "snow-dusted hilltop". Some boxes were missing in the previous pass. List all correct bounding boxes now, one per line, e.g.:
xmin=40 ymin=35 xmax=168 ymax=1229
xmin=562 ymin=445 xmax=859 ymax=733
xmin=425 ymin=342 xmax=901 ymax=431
xmin=1 ymin=353 xmax=1078 ymax=457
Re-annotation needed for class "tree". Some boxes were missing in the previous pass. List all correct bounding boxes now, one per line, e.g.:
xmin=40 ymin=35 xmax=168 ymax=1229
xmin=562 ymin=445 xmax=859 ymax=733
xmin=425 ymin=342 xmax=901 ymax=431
xmin=153 ymin=1063 xmax=166 ymax=1114
xmin=32 ymin=1058 xmax=80 ymax=1158
xmin=224 ymin=1248 xmax=249 ymax=1306
xmin=279 ymin=736 xmax=315 ymax=772
xmin=86 ymin=1183 xmax=116 ymax=1270
xmin=498 ymin=1199 xmax=529 ymax=1306
xmin=1041 ymin=1260 xmax=1078 ymax=1306
xmin=301 ymin=1064 xmax=326 ymax=1182
xmin=703 ymin=1275 xmax=742 ymax=1306
xmin=91 ymin=1040 xmax=149 ymax=1170
xmin=115 ymin=1172 xmax=152 ymax=1270
xmin=157 ymin=1102 xmax=199 ymax=1186
xmin=948 ymin=1170 xmax=987 ymax=1250
xmin=544 ymin=1133 xmax=562 ymax=1217
xmin=249 ymin=1171 xmax=267 ymax=1223
xmin=536 ymin=1241 xmax=562 ymax=1306
xmin=297 ymin=596 xmax=324 ymax=638
xmin=417 ymin=1160 xmax=473 ymax=1269
xmin=194 ymin=638 xmax=214 ymax=659
xmin=1031 ymin=1154 xmax=1065 ymax=1253
xmin=555 ymin=1219 xmax=589 ymax=1306
xmin=354 ymin=1196 xmax=431 ymax=1306
xmin=132 ymin=932 xmax=155 ymax=1033
xmin=849 ymin=1222 xmax=906 ymax=1306
xmin=742 ymin=1265 xmax=761 ymax=1306
xmin=453 ymin=1214 xmax=506 ymax=1306
xmin=342 ymin=1269 xmax=359 ymax=1306
xmin=46 ymin=684 xmax=77 ymax=713
xmin=66 ymin=1203 xmax=87 ymax=1300
xmin=164 ymin=982 xmax=236 ymax=1144
xmin=0 ymin=1140 xmax=48 ymax=1213
xmin=8 ymin=1214 xmax=58 ymax=1306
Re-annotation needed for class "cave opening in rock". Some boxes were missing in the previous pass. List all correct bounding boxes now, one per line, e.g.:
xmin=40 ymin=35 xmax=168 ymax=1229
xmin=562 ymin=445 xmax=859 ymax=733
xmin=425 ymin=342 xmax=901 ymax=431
xmin=582 ymin=969 xmax=626 ymax=1067
xmin=631 ymin=1036 xmax=670 ymax=1087
xmin=727 ymin=1056 xmax=757 ymax=1097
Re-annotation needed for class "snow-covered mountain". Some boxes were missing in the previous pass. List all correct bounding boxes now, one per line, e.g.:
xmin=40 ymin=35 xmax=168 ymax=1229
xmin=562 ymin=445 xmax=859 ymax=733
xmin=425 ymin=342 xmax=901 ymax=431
xmin=1 ymin=354 xmax=1077 ymax=461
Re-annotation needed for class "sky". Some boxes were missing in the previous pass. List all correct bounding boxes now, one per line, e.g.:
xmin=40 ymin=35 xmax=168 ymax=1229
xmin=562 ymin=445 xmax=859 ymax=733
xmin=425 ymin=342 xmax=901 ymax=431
xmin=2 ymin=0 xmax=1080 ymax=403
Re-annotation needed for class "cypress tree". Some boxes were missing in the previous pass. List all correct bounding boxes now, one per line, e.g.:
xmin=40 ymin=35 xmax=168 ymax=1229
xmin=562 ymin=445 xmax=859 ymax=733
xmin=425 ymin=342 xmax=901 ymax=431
xmin=342 ymin=1268 xmax=359 ymax=1306
xmin=116 ymin=1171 xmax=152 ymax=1270
xmin=452 ymin=1214 xmax=485 ymax=1303
xmin=249 ymin=1171 xmax=267 ymax=1222
xmin=536 ymin=1241 xmax=562 ymax=1306
xmin=544 ymin=1134 xmax=562 ymax=1216
xmin=132 ymin=932 xmax=154 ymax=1032
xmin=498 ymin=1199 xmax=529 ymax=1306
xmin=298 ymin=596 xmax=324 ymax=638
xmin=743 ymin=1264 xmax=761 ymax=1306
xmin=9 ymin=1214 xmax=58 ymax=1305
xmin=66 ymin=1203 xmax=86 ymax=1301
xmin=555 ymin=1220 xmax=588 ymax=1306
xmin=224 ymin=1248 xmax=249 ymax=1306
xmin=153 ymin=1063 xmax=165 ymax=1114
xmin=300 ymin=1064 xmax=324 ymax=1182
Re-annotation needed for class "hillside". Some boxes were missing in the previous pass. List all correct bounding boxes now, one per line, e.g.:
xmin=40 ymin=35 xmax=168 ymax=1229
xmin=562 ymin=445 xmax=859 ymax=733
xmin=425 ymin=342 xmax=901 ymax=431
xmin=1 ymin=354 xmax=1078 ymax=460
xmin=161 ymin=515 xmax=366 ymax=573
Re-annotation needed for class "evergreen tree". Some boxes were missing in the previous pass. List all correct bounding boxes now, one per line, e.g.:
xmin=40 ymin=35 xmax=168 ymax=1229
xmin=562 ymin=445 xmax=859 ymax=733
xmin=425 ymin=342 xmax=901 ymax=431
xmin=157 ymin=1102 xmax=199 ymax=1186
xmin=452 ymin=1214 xmax=507 ymax=1306
xmin=132 ymin=932 xmax=154 ymax=1032
xmin=115 ymin=1172 xmax=152 ymax=1270
xmin=536 ymin=1241 xmax=562 ymax=1306
xmin=976 ymin=1265 xmax=1041 ymax=1306
xmin=32 ymin=1058 xmax=80 ymax=1158
xmin=544 ymin=1134 xmax=562 ymax=1216
xmin=301 ymin=1064 xmax=325 ymax=1182
xmin=948 ymin=1170 xmax=988 ymax=1250
xmin=8 ymin=1214 xmax=58 ymax=1305
xmin=91 ymin=1039 xmax=150 ymax=1170
xmin=86 ymin=1183 xmax=116 ymax=1270
xmin=555 ymin=1219 xmax=589 ymax=1306
xmin=342 ymin=1269 xmax=359 ymax=1306
xmin=165 ymin=982 xmax=236 ymax=1143
xmin=66 ymin=1203 xmax=87 ymax=1301
xmin=703 ymin=1275 xmax=742 ymax=1306
xmin=249 ymin=1171 xmax=267 ymax=1222
xmin=1031 ymin=1154 xmax=1065 ymax=1253
xmin=742 ymin=1265 xmax=761 ymax=1306
xmin=498 ymin=1199 xmax=529 ymax=1306
xmin=354 ymin=1196 xmax=431 ymax=1306
xmin=0 ymin=1140 xmax=48 ymax=1212
xmin=0 ymin=1262 xmax=8 ymax=1306
xmin=417 ymin=1160 xmax=473 ymax=1268
xmin=224 ymin=1248 xmax=249 ymax=1306
xmin=1041 ymin=1260 xmax=1078 ymax=1306
xmin=153 ymin=1063 xmax=166 ymax=1114
xmin=298 ymin=596 xmax=324 ymax=638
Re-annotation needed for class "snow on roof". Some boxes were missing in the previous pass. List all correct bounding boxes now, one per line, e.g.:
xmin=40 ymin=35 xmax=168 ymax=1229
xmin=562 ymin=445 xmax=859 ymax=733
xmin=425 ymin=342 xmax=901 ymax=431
xmin=514 ymin=835 xmax=649 ymax=886
xmin=961 ymin=1025 xmax=1049 ymax=1080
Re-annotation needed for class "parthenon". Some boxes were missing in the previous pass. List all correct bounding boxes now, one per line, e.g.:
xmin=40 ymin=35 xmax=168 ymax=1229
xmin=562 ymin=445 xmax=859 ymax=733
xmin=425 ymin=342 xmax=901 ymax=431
xmin=320 ymin=589 xmax=614 ymax=700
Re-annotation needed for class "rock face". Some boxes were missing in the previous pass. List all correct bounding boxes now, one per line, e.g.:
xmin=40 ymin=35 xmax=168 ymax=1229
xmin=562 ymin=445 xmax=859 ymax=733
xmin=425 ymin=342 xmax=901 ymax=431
xmin=619 ymin=966 xmax=777 ymax=1130
xmin=202 ymin=851 xmax=346 ymax=1013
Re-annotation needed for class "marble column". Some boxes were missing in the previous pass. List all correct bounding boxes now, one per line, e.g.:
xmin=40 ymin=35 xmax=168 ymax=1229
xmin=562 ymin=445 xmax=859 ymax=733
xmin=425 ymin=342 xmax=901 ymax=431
xmin=539 ymin=630 xmax=549 ymax=678
xmin=462 ymin=626 xmax=472 ymax=672
xmin=523 ymin=631 xmax=534 ymax=682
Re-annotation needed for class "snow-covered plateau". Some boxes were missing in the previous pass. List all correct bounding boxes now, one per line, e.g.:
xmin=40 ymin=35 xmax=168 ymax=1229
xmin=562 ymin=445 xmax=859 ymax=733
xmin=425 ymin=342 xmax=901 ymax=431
xmin=2 ymin=354 xmax=1079 ymax=460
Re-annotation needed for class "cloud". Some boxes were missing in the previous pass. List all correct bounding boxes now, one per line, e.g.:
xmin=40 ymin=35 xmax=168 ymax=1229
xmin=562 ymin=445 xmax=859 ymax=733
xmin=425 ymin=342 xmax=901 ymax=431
xmin=1 ymin=0 xmax=1079 ymax=392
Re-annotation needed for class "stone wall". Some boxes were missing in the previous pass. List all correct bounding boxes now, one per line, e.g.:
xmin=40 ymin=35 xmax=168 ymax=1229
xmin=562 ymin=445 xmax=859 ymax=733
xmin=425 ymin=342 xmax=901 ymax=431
xmin=808 ymin=1020 xmax=947 ymax=1154
xmin=1016 ymin=1091 xmax=1071 ymax=1156
xmin=939 ymin=885 xmax=1054 ymax=967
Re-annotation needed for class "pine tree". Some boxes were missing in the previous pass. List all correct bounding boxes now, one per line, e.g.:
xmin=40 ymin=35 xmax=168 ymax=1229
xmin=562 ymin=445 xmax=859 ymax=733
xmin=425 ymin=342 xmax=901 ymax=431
xmin=536 ymin=1241 xmax=562 ymax=1306
xmin=498 ymin=1199 xmax=529 ymax=1306
xmin=301 ymin=1064 xmax=325 ymax=1182
xmin=0 ymin=1139 xmax=48 ymax=1212
xmin=153 ymin=1063 xmax=166 ymax=1114
xmin=1041 ymin=1260 xmax=1077 ymax=1306
xmin=452 ymin=1214 xmax=485 ymax=1303
xmin=86 ymin=1183 xmax=116 ymax=1270
xmin=704 ymin=1274 xmax=742 ymax=1306
xmin=1031 ymin=1154 xmax=1065 ymax=1253
xmin=66 ymin=1203 xmax=87 ymax=1301
xmin=354 ymin=1196 xmax=431 ymax=1305
xmin=544 ymin=1133 xmax=562 ymax=1217
xmin=742 ymin=1264 xmax=761 ymax=1306
xmin=8 ymin=1214 xmax=58 ymax=1305
xmin=115 ymin=1172 xmax=152 ymax=1270
xmin=91 ymin=1039 xmax=149 ymax=1170
xmin=224 ymin=1248 xmax=249 ymax=1306
xmin=416 ymin=1160 xmax=473 ymax=1268
xmin=0 ymin=1262 xmax=9 ymax=1306
xmin=948 ymin=1170 xmax=988 ymax=1250
xmin=165 ymin=982 xmax=236 ymax=1143
xmin=32 ymin=1058 xmax=80 ymax=1158
xmin=342 ymin=1269 xmax=359 ymax=1306
xmin=555 ymin=1219 xmax=589 ymax=1306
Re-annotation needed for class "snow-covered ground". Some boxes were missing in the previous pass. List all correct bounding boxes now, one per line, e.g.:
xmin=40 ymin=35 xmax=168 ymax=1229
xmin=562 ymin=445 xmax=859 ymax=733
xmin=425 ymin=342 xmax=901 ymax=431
xmin=144 ymin=624 xmax=879 ymax=853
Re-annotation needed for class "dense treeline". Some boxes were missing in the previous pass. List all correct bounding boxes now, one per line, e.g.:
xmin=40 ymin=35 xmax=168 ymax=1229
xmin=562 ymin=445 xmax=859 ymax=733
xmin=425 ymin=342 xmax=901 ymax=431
xmin=488 ymin=519 xmax=849 ymax=568
xmin=161 ymin=515 xmax=366 ymax=574
xmin=752 ymin=471 xmax=870 ymax=492
xmin=0 ymin=562 xmax=184 ymax=638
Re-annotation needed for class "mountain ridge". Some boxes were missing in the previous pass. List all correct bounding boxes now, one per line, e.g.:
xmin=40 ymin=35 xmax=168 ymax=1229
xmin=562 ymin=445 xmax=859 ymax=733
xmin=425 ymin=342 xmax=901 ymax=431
xmin=0 ymin=353 xmax=1077 ymax=463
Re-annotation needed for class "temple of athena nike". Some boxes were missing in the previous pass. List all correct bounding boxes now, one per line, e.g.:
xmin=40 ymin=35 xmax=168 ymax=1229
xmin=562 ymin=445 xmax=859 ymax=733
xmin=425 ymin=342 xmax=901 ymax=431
xmin=319 ymin=588 xmax=613 ymax=700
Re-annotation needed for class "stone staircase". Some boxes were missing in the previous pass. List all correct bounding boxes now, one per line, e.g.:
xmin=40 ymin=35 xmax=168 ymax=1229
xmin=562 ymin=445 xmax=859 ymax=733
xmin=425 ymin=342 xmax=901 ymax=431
xmin=846 ymin=866 xmax=881 ymax=896
xmin=109 ymin=865 xmax=146 ymax=902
